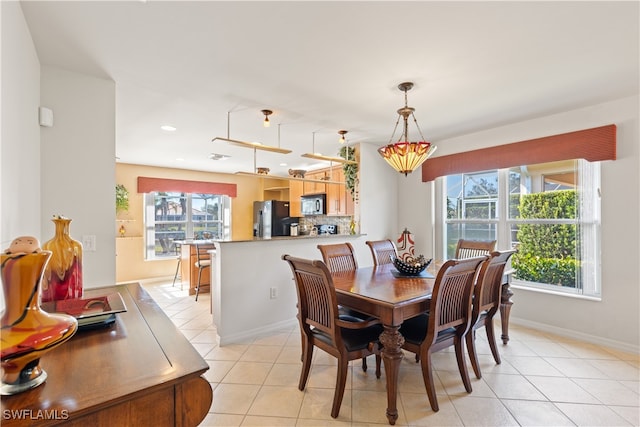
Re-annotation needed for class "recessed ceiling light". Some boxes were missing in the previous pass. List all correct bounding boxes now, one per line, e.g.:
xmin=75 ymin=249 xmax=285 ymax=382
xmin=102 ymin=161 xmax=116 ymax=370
xmin=175 ymin=158 xmax=185 ymax=161
xmin=161 ymin=125 xmax=177 ymax=132
xmin=279 ymin=163 xmax=287 ymax=166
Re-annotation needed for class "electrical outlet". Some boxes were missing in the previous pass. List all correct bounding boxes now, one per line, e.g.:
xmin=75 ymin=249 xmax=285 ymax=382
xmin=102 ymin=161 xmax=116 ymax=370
xmin=82 ymin=235 xmax=97 ymax=252
xmin=270 ymin=287 xmax=277 ymax=299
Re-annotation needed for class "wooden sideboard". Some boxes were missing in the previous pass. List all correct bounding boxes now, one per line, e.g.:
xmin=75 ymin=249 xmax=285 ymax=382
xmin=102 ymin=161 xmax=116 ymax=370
xmin=178 ymin=241 xmax=215 ymax=296
xmin=0 ymin=283 xmax=212 ymax=426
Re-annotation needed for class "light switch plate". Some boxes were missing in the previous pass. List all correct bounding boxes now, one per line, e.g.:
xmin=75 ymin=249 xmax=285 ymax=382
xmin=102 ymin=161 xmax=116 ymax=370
xmin=82 ymin=235 xmax=96 ymax=252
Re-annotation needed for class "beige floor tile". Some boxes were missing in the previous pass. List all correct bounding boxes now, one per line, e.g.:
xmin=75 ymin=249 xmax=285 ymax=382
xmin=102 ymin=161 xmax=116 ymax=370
xmin=240 ymin=415 xmax=297 ymax=426
xmin=501 ymin=400 xmax=574 ymax=426
xmin=543 ymin=356 xmax=610 ymax=379
xmin=212 ymin=383 xmax=261 ymax=414
xmin=240 ymin=345 xmax=286 ymax=363
xmin=396 ymin=362 xmax=446 ymax=395
xmin=555 ymin=402 xmax=633 ymax=426
xmin=205 ymin=343 xmax=248 ymax=361
xmin=437 ymin=369 xmax=495 ymax=398
xmin=585 ymin=359 xmax=640 ymax=381
xmin=450 ymin=395 xmax=518 ymax=426
xmin=247 ymin=385 xmax=304 ymax=418
xmin=524 ymin=340 xmax=578 ymax=358
xmin=400 ymin=392 xmax=463 ymax=426
xmin=496 ymin=339 xmax=538 ymax=357
xmin=525 ymin=376 xmax=600 ymax=404
xmin=298 ymin=387 xmax=352 ymax=422
xmin=352 ymin=389 xmax=408 ymax=425
xmin=192 ymin=342 xmax=218 ymax=358
xmin=198 ymin=413 xmax=244 ymax=427
xmin=252 ymin=332 xmax=291 ymax=346
xmin=482 ymin=373 xmax=546 ymax=400
xmin=306 ymin=364 xmax=352 ymax=390
xmin=264 ymin=363 xmax=303 ymax=387
xmin=297 ymin=418 xmax=352 ymax=426
xmin=571 ymin=378 xmax=640 ymax=406
xmin=204 ymin=360 xmax=236 ymax=383
xmin=351 ymin=364 xmax=386 ymax=392
xmin=503 ymin=355 xmax=564 ymax=376
xmin=222 ymin=361 xmax=273 ymax=385
xmin=276 ymin=347 xmax=303 ymax=364
xmin=558 ymin=341 xmax=622 ymax=359
xmin=609 ymin=405 xmax=640 ymax=426
xmin=620 ymin=380 xmax=640 ymax=394
xmin=192 ymin=329 xmax=221 ymax=344
xmin=285 ymin=332 xmax=302 ymax=347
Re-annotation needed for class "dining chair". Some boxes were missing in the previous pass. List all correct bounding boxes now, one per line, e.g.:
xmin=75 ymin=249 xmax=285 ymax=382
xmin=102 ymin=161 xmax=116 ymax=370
xmin=316 ymin=242 xmax=379 ymax=372
xmin=454 ymin=239 xmax=496 ymax=259
xmin=317 ymin=242 xmax=358 ymax=272
xmin=365 ymin=239 xmax=398 ymax=266
xmin=172 ymin=242 xmax=182 ymax=289
xmin=194 ymin=243 xmax=211 ymax=301
xmin=396 ymin=255 xmax=488 ymax=412
xmin=466 ymin=249 xmax=516 ymax=379
xmin=282 ymin=255 xmax=382 ymax=418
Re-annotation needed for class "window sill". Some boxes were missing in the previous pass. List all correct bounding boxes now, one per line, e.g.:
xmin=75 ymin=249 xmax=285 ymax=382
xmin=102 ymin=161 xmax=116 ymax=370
xmin=510 ymin=282 xmax=601 ymax=302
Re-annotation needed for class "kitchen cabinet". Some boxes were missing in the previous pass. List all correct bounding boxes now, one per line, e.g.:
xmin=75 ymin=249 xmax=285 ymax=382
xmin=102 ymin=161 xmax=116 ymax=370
xmin=326 ymin=167 xmax=354 ymax=216
xmin=303 ymin=170 xmax=327 ymax=195
xmin=289 ymin=180 xmax=303 ymax=217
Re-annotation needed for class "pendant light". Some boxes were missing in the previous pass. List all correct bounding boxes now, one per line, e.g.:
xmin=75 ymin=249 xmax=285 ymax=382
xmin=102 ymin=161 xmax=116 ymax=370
xmin=261 ymin=109 xmax=272 ymax=127
xmin=212 ymin=111 xmax=291 ymax=154
xmin=302 ymin=132 xmax=357 ymax=165
xmin=378 ymin=82 xmax=437 ymax=176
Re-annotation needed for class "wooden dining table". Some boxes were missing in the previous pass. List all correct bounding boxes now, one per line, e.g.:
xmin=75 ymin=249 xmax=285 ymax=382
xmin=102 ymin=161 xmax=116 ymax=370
xmin=331 ymin=263 xmax=437 ymax=425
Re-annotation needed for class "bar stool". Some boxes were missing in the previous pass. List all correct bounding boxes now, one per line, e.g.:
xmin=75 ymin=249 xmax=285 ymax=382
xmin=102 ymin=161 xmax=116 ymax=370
xmin=172 ymin=242 xmax=182 ymax=289
xmin=194 ymin=244 xmax=211 ymax=301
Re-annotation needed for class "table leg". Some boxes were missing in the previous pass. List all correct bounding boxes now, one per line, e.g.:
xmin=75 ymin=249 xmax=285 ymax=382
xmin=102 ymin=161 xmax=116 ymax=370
xmin=500 ymin=282 xmax=513 ymax=344
xmin=379 ymin=325 xmax=405 ymax=425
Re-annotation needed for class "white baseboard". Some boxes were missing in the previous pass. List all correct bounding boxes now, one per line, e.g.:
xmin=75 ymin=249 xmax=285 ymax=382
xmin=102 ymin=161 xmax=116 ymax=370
xmin=510 ymin=316 xmax=639 ymax=354
xmin=219 ymin=318 xmax=298 ymax=346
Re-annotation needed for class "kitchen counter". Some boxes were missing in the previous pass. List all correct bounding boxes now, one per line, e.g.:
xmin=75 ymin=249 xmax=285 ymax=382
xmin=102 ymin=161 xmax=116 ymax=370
xmin=209 ymin=234 xmax=370 ymax=344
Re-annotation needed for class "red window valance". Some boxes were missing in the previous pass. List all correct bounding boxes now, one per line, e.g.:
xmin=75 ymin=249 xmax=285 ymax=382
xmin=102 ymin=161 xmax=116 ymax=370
xmin=137 ymin=177 xmax=237 ymax=197
xmin=421 ymin=124 xmax=616 ymax=182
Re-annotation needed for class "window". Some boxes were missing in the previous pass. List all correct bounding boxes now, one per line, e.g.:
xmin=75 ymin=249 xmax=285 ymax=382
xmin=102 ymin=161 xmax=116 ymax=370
xmin=144 ymin=192 xmax=231 ymax=260
xmin=441 ymin=159 xmax=601 ymax=297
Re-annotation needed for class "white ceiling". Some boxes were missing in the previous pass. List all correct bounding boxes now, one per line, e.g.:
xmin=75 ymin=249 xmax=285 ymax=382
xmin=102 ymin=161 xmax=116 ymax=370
xmin=20 ymin=1 xmax=639 ymax=176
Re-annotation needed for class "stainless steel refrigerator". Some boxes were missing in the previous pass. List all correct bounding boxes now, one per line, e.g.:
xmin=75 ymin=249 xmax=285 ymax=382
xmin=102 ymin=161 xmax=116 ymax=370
xmin=253 ymin=200 xmax=292 ymax=238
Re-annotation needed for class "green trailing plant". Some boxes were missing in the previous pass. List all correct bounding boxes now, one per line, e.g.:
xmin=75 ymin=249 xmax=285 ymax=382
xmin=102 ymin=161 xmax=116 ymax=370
xmin=339 ymin=146 xmax=358 ymax=201
xmin=116 ymin=184 xmax=130 ymax=213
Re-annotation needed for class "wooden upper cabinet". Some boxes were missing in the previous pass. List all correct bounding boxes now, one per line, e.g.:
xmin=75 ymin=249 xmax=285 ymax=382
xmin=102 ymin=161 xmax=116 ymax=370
xmin=289 ymin=180 xmax=303 ymax=217
xmin=289 ymin=166 xmax=354 ymax=216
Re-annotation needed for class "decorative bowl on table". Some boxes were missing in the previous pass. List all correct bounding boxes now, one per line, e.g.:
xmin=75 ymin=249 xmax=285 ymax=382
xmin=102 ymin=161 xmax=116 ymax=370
xmin=392 ymin=255 xmax=432 ymax=276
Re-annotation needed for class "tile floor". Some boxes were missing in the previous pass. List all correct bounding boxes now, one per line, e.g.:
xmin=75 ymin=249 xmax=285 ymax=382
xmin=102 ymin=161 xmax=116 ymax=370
xmin=141 ymin=280 xmax=640 ymax=427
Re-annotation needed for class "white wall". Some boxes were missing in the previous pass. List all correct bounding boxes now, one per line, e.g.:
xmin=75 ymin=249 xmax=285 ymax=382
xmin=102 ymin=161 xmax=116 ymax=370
xmin=40 ymin=66 xmax=116 ymax=287
xmin=1 ymin=1 xmax=41 ymax=247
xmin=399 ymin=96 xmax=640 ymax=351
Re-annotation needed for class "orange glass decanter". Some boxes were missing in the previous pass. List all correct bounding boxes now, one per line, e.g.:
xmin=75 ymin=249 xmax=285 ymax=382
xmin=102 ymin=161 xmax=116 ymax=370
xmin=1 ymin=236 xmax=78 ymax=395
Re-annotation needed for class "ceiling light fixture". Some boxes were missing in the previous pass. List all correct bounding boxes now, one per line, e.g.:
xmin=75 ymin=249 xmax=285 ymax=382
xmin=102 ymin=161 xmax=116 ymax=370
xmin=302 ymin=132 xmax=357 ymax=165
xmin=209 ymin=153 xmax=230 ymax=161
xmin=261 ymin=109 xmax=272 ymax=128
xmin=212 ymin=111 xmax=291 ymax=154
xmin=160 ymin=125 xmax=177 ymax=132
xmin=378 ymin=82 xmax=437 ymax=176
xmin=338 ymin=130 xmax=348 ymax=144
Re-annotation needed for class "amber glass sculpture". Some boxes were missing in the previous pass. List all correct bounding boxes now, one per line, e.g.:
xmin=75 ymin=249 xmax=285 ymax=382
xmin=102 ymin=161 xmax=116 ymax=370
xmin=1 ymin=240 xmax=78 ymax=395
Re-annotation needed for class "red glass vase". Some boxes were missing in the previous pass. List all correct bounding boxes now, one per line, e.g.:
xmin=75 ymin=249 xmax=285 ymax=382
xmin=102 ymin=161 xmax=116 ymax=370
xmin=42 ymin=216 xmax=83 ymax=302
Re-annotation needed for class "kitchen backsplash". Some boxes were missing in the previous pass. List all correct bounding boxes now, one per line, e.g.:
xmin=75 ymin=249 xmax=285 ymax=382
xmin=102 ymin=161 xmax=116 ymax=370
xmin=298 ymin=215 xmax=353 ymax=235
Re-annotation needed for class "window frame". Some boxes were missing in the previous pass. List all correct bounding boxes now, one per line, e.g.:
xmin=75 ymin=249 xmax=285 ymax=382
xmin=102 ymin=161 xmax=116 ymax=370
xmin=437 ymin=159 xmax=601 ymax=298
xmin=143 ymin=192 xmax=231 ymax=260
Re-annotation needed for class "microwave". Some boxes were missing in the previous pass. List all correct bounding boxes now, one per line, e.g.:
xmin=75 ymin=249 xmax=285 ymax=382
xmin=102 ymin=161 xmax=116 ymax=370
xmin=301 ymin=194 xmax=326 ymax=215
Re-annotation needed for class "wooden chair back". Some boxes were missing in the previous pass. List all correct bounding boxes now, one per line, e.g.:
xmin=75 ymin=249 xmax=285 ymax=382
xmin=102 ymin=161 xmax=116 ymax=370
xmin=472 ymin=250 xmax=516 ymax=322
xmin=282 ymin=255 xmax=341 ymax=346
xmin=455 ymin=239 xmax=496 ymax=259
xmin=365 ymin=239 xmax=398 ymax=266
xmin=317 ymin=242 xmax=358 ymax=273
xmin=427 ymin=256 xmax=488 ymax=346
